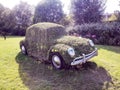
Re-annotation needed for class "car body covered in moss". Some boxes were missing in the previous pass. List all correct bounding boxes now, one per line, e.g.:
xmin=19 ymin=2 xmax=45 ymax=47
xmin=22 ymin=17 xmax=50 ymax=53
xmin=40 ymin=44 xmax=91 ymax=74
xmin=20 ymin=22 xmax=98 ymax=69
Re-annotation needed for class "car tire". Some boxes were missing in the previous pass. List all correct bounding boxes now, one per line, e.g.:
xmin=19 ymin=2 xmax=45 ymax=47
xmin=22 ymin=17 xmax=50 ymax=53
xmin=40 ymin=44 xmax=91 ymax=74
xmin=50 ymin=53 xmax=66 ymax=69
xmin=20 ymin=45 xmax=27 ymax=55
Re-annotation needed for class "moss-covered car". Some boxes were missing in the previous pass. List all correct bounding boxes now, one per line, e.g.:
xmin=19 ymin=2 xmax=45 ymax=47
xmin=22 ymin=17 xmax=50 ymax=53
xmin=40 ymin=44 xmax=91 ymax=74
xmin=20 ymin=22 xmax=98 ymax=69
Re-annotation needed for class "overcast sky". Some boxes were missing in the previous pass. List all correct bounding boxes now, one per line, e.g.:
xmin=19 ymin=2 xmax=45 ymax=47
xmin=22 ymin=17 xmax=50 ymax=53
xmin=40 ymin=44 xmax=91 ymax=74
xmin=0 ymin=0 xmax=119 ymax=14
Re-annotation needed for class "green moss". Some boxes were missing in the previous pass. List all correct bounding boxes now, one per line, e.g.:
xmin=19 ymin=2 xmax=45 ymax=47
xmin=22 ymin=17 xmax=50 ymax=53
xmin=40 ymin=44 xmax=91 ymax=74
xmin=56 ymin=36 xmax=94 ymax=55
xmin=51 ymin=35 xmax=95 ymax=63
xmin=56 ymin=36 xmax=89 ymax=45
xmin=51 ymin=44 xmax=73 ymax=64
xmin=25 ymin=22 xmax=66 ymax=60
xmin=27 ymin=22 xmax=64 ymax=30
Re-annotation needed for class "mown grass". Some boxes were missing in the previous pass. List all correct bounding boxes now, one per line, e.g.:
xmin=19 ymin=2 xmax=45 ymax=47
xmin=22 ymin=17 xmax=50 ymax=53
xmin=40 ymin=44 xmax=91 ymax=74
xmin=93 ymin=45 xmax=120 ymax=89
xmin=0 ymin=36 xmax=27 ymax=90
xmin=0 ymin=36 xmax=120 ymax=90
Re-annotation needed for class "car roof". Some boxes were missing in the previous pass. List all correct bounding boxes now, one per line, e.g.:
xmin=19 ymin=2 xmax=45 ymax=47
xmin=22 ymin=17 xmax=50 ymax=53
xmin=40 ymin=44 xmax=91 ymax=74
xmin=27 ymin=22 xmax=64 ymax=30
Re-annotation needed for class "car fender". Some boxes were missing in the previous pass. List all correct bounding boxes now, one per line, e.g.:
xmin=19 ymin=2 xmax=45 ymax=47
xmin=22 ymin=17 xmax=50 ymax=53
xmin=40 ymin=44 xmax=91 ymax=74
xmin=20 ymin=40 xmax=26 ymax=48
xmin=48 ymin=44 xmax=74 ymax=64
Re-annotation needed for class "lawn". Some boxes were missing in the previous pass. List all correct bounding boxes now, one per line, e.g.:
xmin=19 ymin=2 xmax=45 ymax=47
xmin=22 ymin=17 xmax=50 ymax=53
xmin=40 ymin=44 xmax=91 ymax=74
xmin=0 ymin=36 xmax=120 ymax=90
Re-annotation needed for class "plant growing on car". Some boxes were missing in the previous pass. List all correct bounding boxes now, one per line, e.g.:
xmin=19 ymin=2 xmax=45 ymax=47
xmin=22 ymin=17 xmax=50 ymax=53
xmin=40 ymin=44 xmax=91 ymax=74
xmin=20 ymin=22 xmax=98 ymax=69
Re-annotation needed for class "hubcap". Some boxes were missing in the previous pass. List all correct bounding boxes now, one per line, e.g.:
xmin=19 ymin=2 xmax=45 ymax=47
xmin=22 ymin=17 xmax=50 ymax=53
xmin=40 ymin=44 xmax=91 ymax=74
xmin=21 ymin=46 xmax=25 ymax=54
xmin=52 ymin=55 xmax=61 ymax=68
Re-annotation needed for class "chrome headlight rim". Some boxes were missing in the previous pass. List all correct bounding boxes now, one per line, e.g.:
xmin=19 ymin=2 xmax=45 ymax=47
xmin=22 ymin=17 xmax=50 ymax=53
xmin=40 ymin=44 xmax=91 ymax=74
xmin=67 ymin=47 xmax=75 ymax=57
xmin=89 ymin=40 xmax=94 ymax=47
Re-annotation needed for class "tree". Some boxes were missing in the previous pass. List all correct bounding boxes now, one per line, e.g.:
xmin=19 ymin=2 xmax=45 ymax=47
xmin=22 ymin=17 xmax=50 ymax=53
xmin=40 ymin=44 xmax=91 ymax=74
xmin=71 ymin=0 xmax=106 ymax=24
xmin=33 ymin=0 xmax=64 ymax=24
xmin=111 ymin=10 xmax=120 ymax=22
xmin=1 ymin=8 xmax=16 ymax=34
xmin=13 ymin=1 xmax=33 ymax=35
xmin=0 ymin=4 xmax=5 ymax=35
xmin=116 ymin=1 xmax=120 ymax=21
xmin=0 ymin=4 xmax=16 ymax=36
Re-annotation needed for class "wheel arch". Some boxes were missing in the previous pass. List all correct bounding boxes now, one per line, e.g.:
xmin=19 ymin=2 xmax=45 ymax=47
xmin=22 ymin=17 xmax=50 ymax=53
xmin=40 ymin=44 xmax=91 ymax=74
xmin=47 ymin=44 xmax=73 ymax=64
xmin=20 ymin=39 xmax=28 ymax=54
xmin=20 ymin=40 xmax=26 ymax=47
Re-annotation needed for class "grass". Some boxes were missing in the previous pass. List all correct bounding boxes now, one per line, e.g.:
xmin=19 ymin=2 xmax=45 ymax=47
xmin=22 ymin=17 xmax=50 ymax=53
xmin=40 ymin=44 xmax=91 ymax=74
xmin=93 ymin=45 xmax=120 ymax=89
xmin=0 ymin=36 xmax=120 ymax=90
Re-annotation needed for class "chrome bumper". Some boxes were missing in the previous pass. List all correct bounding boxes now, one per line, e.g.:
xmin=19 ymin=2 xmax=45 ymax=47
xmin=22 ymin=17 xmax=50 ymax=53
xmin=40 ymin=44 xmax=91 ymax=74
xmin=71 ymin=48 xmax=98 ymax=66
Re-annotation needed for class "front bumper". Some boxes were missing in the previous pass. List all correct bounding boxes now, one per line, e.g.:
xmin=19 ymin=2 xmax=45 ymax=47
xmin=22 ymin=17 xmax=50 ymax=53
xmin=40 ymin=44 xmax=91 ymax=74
xmin=71 ymin=48 xmax=98 ymax=66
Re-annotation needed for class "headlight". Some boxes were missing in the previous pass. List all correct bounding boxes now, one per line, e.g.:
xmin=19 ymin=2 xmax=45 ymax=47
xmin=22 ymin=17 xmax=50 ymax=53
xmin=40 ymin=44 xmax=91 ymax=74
xmin=68 ymin=48 xmax=75 ymax=57
xmin=89 ymin=40 xmax=94 ymax=47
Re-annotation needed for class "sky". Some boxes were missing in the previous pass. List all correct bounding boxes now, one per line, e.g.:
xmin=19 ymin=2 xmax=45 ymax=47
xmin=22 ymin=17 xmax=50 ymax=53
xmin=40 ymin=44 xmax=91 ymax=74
xmin=105 ymin=0 xmax=120 ymax=13
xmin=0 ymin=0 xmax=119 ymax=14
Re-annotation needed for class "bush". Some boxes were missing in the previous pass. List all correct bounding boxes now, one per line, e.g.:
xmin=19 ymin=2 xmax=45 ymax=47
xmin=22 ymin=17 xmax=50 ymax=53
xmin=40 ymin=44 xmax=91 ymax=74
xmin=68 ymin=22 xmax=120 ymax=46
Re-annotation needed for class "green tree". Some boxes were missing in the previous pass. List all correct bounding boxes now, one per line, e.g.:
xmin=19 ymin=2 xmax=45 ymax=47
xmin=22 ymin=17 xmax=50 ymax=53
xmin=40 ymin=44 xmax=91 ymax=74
xmin=0 ymin=4 xmax=5 ymax=35
xmin=0 ymin=4 xmax=15 ymax=36
xmin=33 ymin=0 xmax=64 ymax=23
xmin=118 ymin=1 xmax=120 ymax=21
xmin=71 ymin=0 xmax=106 ymax=24
xmin=1 ymin=8 xmax=16 ymax=34
xmin=13 ymin=1 xmax=33 ymax=35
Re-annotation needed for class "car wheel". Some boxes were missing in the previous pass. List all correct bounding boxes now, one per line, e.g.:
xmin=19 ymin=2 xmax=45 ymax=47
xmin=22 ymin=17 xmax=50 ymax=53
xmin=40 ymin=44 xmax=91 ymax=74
xmin=21 ymin=45 xmax=27 ymax=55
xmin=50 ymin=53 xmax=65 ymax=69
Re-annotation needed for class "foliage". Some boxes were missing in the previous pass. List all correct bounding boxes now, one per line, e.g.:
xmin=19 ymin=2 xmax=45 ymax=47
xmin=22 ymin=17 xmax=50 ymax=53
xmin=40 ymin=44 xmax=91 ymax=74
xmin=33 ymin=0 xmax=64 ymax=24
xmin=55 ymin=36 xmax=95 ymax=64
xmin=12 ymin=1 xmax=33 ymax=36
xmin=59 ymin=15 xmax=73 ymax=26
xmin=0 ymin=4 xmax=15 ymax=35
xmin=69 ymin=22 xmax=120 ymax=46
xmin=114 ymin=11 xmax=120 ymax=22
xmin=0 ymin=8 xmax=16 ymax=34
xmin=117 ymin=12 xmax=120 ymax=21
xmin=23 ymin=23 xmax=66 ymax=60
xmin=56 ymin=36 xmax=94 ymax=55
xmin=71 ymin=0 xmax=106 ymax=24
xmin=50 ymin=35 xmax=95 ymax=64
xmin=0 ymin=2 xmax=33 ymax=36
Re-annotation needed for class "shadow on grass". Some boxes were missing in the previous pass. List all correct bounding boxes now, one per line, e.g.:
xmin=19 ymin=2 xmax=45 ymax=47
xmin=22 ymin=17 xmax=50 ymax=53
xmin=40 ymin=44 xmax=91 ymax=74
xmin=16 ymin=53 xmax=113 ymax=90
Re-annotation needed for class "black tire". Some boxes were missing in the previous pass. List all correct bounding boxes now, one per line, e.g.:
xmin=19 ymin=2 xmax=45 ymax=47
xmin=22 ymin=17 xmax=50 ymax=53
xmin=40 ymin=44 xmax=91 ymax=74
xmin=20 ymin=45 xmax=27 ymax=55
xmin=50 ymin=53 xmax=66 ymax=69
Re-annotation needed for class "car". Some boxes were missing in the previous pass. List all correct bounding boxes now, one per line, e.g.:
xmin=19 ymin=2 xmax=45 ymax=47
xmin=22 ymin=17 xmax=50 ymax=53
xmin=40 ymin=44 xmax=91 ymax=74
xmin=20 ymin=22 xmax=98 ymax=69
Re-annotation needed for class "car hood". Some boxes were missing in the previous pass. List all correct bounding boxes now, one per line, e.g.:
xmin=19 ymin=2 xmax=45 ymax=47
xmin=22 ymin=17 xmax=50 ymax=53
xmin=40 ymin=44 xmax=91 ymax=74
xmin=56 ymin=36 xmax=95 ymax=56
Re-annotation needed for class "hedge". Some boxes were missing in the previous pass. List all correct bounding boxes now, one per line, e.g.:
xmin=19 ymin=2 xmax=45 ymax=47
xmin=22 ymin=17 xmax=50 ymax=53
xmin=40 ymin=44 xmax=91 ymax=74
xmin=67 ymin=22 xmax=120 ymax=46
